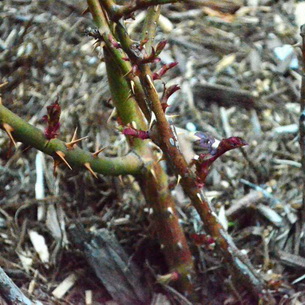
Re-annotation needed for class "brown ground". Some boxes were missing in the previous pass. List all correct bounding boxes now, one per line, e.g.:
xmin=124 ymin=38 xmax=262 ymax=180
xmin=1 ymin=0 xmax=305 ymax=304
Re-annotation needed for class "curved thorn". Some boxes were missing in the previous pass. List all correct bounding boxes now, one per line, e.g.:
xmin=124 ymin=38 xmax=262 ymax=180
xmin=92 ymin=146 xmax=107 ymax=158
xmin=157 ymin=153 xmax=166 ymax=163
xmin=148 ymin=112 xmax=156 ymax=130
xmin=107 ymin=107 xmax=117 ymax=124
xmin=55 ymin=151 xmax=72 ymax=170
xmin=71 ymin=128 xmax=78 ymax=142
xmin=0 ymin=82 xmax=8 ymax=89
xmin=84 ymin=162 xmax=98 ymax=179
xmin=176 ymin=174 xmax=182 ymax=187
xmin=65 ymin=128 xmax=88 ymax=149
xmin=130 ymin=80 xmax=135 ymax=95
xmin=131 ymin=121 xmax=137 ymax=129
xmin=150 ymin=168 xmax=157 ymax=180
xmin=3 ymin=123 xmax=17 ymax=147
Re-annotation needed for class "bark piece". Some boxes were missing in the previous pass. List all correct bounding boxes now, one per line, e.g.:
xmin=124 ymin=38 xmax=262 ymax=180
xmin=69 ymin=225 xmax=151 ymax=305
xmin=0 ymin=267 xmax=32 ymax=305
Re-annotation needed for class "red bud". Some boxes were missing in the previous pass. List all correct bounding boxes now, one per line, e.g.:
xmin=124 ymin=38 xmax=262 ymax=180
xmin=43 ymin=99 xmax=61 ymax=140
xmin=155 ymin=40 xmax=167 ymax=56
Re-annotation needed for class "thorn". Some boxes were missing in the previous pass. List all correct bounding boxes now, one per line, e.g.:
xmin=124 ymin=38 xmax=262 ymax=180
xmin=21 ymin=146 xmax=31 ymax=153
xmin=107 ymin=107 xmax=117 ymax=124
xmin=177 ymin=242 xmax=183 ymax=250
xmin=166 ymin=114 xmax=180 ymax=119
xmin=0 ymin=82 xmax=8 ymax=89
xmin=55 ymin=151 xmax=72 ymax=170
xmin=118 ymin=175 xmax=123 ymax=184
xmin=150 ymin=168 xmax=157 ymax=180
xmin=82 ymin=7 xmax=90 ymax=15
xmin=176 ymin=175 xmax=182 ymax=187
xmin=123 ymin=69 xmax=132 ymax=78
xmin=84 ymin=162 xmax=98 ymax=179
xmin=131 ymin=121 xmax=137 ymax=129
xmin=148 ymin=112 xmax=156 ymax=130
xmin=66 ymin=136 xmax=88 ymax=148
xmin=3 ymin=123 xmax=17 ymax=147
xmin=71 ymin=127 xmax=78 ymax=142
xmin=145 ymin=74 xmax=158 ymax=95
xmin=157 ymin=153 xmax=166 ymax=163
xmin=196 ymin=193 xmax=202 ymax=202
xmin=130 ymin=80 xmax=135 ymax=95
xmin=167 ymin=207 xmax=174 ymax=216
xmin=65 ymin=128 xmax=88 ymax=149
xmin=92 ymin=146 xmax=107 ymax=157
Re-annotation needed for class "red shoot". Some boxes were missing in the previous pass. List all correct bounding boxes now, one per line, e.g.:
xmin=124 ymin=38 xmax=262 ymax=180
xmin=161 ymin=84 xmax=180 ymax=104
xmin=141 ymin=48 xmax=161 ymax=64
xmin=155 ymin=40 xmax=167 ymax=56
xmin=42 ymin=99 xmax=61 ymax=140
xmin=123 ymin=127 xmax=150 ymax=140
xmin=194 ymin=136 xmax=247 ymax=187
xmin=153 ymin=62 xmax=178 ymax=80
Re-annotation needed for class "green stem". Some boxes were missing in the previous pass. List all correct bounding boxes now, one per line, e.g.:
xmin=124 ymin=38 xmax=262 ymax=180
xmin=0 ymin=104 xmax=143 ymax=176
xmin=87 ymin=0 xmax=151 ymax=122
xmin=141 ymin=6 xmax=161 ymax=51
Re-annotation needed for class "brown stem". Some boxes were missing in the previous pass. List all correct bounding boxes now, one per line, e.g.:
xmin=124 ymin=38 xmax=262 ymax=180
xmin=108 ymin=19 xmax=274 ymax=301
xmin=139 ymin=62 xmax=275 ymax=303
xmin=137 ymin=163 xmax=195 ymax=297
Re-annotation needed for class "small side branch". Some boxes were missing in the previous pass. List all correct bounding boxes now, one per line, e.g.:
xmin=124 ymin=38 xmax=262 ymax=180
xmin=0 ymin=104 xmax=144 ymax=176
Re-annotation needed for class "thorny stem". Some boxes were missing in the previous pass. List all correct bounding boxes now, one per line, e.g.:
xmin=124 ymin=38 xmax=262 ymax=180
xmin=141 ymin=6 xmax=161 ymax=51
xmin=143 ymin=63 xmax=274 ymax=303
xmin=101 ymin=4 xmax=276 ymax=303
xmin=0 ymin=104 xmax=143 ymax=176
xmin=88 ymin=0 xmax=151 ymax=122
xmin=91 ymin=0 xmax=196 ymax=297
